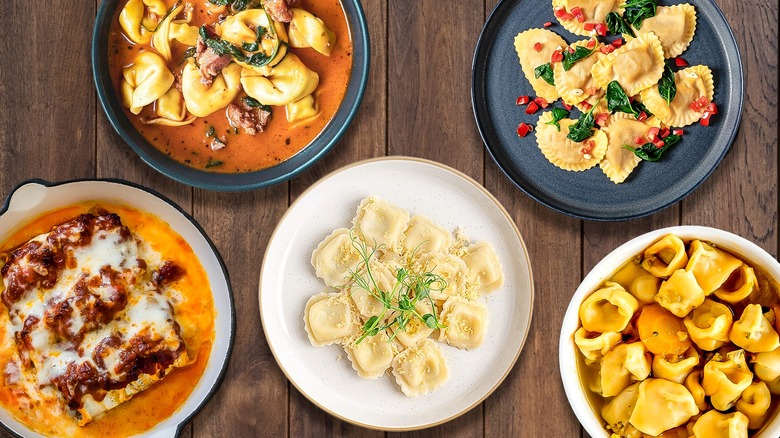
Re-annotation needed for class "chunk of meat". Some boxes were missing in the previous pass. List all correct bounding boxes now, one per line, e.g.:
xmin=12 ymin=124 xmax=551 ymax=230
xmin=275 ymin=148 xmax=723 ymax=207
xmin=264 ymin=0 xmax=300 ymax=23
xmin=226 ymin=101 xmax=272 ymax=135
xmin=194 ymin=25 xmax=232 ymax=86
xmin=210 ymin=137 xmax=227 ymax=151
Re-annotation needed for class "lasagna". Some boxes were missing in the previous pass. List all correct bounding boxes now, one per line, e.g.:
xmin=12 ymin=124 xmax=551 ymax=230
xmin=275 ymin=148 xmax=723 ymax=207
xmin=1 ymin=211 xmax=189 ymax=425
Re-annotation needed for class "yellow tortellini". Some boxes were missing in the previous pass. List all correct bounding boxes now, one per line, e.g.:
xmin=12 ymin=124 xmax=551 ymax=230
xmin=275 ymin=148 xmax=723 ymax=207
xmin=119 ymin=0 xmax=168 ymax=44
xmin=601 ymin=383 xmax=639 ymax=436
xmin=181 ymin=60 xmax=243 ymax=117
xmin=683 ymin=298 xmax=733 ymax=351
xmin=713 ymin=264 xmax=757 ymax=304
xmin=151 ymin=2 xmax=198 ymax=62
xmin=574 ymin=328 xmax=621 ymax=364
xmin=754 ymin=347 xmax=780 ymax=394
xmin=120 ymin=51 xmax=175 ymax=115
xmin=220 ymin=9 xmax=288 ymax=70
xmin=655 ymin=269 xmax=705 ymax=318
xmin=285 ymin=94 xmax=320 ymax=123
xmin=729 ymin=303 xmax=780 ymax=353
xmin=702 ymin=350 xmax=753 ymax=411
xmin=609 ymin=261 xmax=659 ymax=304
xmin=686 ymin=240 xmax=743 ymax=295
xmin=289 ymin=8 xmax=337 ymax=56
xmin=641 ymin=234 xmax=688 ymax=278
xmin=629 ymin=378 xmax=699 ymax=436
xmin=691 ymin=410 xmax=749 ymax=438
xmin=652 ymin=346 xmax=699 ymax=384
xmin=579 ymin=281 xmax=638 ymax=333
xmin=142 ymin=87 xmax=195 ymax=126
xmin=241 ymin=53 xmax=319 ymax=107
xmin=736 ymin=381 xmax=771 ymax=430
xmin=685 ymin=370 xmax=709 ymax=411
xmin=598 ymin=342 xmax=651 ymax=397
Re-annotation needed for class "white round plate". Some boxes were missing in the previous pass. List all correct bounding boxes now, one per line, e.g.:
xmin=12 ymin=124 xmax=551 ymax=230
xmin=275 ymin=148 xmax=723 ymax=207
xmin=259 ymin=156 xmax=534 ymax=430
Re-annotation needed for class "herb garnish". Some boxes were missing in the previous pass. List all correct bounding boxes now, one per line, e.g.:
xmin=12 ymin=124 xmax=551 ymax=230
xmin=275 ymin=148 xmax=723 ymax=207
xmin=562 ymin=46 xmax=596 ymax=71
xmin=348 ymin=232 xmax=446 ymax=345
xmin=205 ymin=158 xmax=224 ymax=168
xmin=623 ymin=0 xmax=657 ymax=29
xmin=207 ymin=0 xmax=262 ymax=11
xmin=545 ymin=107 xmax=570 ymax=131
xmin=605 ymin=11 xmax=636 ymax=37
xmin=567 ymin=100 xmax=600 ymax=142
xmin=622 ymin=133 xmax=682 ymax=161
xmin=242 ymin=96 xmax=272 ymax=112
xmin=534 ymin=63 xmax=555 ymax=86
xmin=658 ymin=62 xmax=677 ymax=106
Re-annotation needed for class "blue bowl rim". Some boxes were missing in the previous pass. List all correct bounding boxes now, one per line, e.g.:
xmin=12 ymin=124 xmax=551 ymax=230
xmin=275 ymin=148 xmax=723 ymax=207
xmin=0 ymin=177 xmax=236 ymax=437
xmin=92 ymin=0 xmax=370 ymax=192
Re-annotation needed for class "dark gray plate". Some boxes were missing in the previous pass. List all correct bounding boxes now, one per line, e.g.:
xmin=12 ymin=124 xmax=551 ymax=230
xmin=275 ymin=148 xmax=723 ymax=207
xmin=472 ymin=0 xmax=743 ymax=221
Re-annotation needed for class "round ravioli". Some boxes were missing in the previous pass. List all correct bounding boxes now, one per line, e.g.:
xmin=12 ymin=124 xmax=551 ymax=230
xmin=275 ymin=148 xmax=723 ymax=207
xmin=554 ymin=39 xmax=607 ymax=106
xmin=591 ymin=32 xmax=665 ymax=97
xmin=639 ymin=65 xmax=714 ymax=128
xmin=513 ymin=28 xmax=567 ymax=102
xmin=552 ymin=0 xmax=626 ymax=36
xmin=599 ymin=113 xmax=651 ymax=184
xmin=536 ymin=111 xmax=608 ymax=171
xmin=629 ymin=4 xmax=697 ymax=59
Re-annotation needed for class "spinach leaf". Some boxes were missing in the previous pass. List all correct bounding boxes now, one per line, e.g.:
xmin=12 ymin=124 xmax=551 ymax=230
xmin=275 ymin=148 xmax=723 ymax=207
xmin=534 ymin=63 xmax=555 ymax=86
xmin=658 ymin=62 xmax=677 ymax=106
xmin=623 ymin=0 xmax=657 ymax=29
xmin=544 ymin=107 xmax=570 ymax=131
xmin=606 ymin=81 xmax=639 ymax=116
xmin=208 ymin=0 xmax=261 ymax=9
xmin=622 ymin=134 xmax=682 ymax=162
xmin=199 ymin=26 xmax=244 ymax=58
xmin=605 ymin=12 xmax=636 ymax=37
xmin=562 ymin=46 xmax=596 ymax=71
xmin=205 ymin=158 xmax=224 ymax=168
xmin=567 ymin=102 xmax=599 ymax=143
xmin=633 ymin=101 xmax=653 ymax=118
xmin=242 ymin=96 xmax=272 ymax=112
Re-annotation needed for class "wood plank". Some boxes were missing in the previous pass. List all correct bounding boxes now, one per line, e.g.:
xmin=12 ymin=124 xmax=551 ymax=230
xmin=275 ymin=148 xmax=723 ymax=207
xmin=191 ymin=187 xmax=290 ymax=437
xmin=0 ymin=1 xmax=96 ymax=194
xmin=682 ymin=0 xmax=778 ymax=254
xmin=289 ymin=0 xmax=387 ymax=435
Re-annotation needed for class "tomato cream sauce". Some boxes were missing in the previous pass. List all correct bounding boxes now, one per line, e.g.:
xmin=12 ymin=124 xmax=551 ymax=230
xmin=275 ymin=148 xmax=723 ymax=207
xmin=108 ymin=0 xmax=353 ymax=173
xmin=0 ymin=203 xmax=215 ymax=437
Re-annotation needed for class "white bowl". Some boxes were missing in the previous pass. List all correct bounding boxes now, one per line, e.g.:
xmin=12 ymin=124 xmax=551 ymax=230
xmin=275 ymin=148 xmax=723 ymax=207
xmin=559 ymin=226 xmax=780 ymax=438
xmin=0 ymin=179 xmax=235 ymax=438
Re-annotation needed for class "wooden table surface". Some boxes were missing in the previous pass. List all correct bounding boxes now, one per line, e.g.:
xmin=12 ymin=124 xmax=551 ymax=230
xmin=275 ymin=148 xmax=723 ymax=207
xmin=0 ymin=0 xmax=777 ymax=437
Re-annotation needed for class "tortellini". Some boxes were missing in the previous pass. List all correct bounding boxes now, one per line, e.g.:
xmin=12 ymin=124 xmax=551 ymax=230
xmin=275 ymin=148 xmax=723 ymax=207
xmin=285 ymin=94 xmax=320 ymax=123
xmin=685 ymin=370 xmax=709 ymax=412
xmin=713 ymin=264 xmax=757 ymax=304
xmin=181 ymin=60 xmax=243 ymax=117
xmin=391 ymin=339 xmax=449 ymax=398
xmin=591 ymin=32 xmax=665 ymax=97
xmin=729 ymin=303 xmax=780 ymax=353
xmin=598 ymin=342 xmax=651 ymax=397
xmin=655 ymin=269 xmax=705 ymax=317
xmin=652 ymin=346 xmax=699 ymax=384
xmin=305 ymin=197 xmax=503 ymax=397
xmin=629 ymin=378 xmax=699 ymax=436
xmin=754 ymin=347 xmax=780 ymax=394
xmin=120 ymin=51 xmax=175 ymax=115
xmin=119 ymin=0 xmax=168 ymax=45
xmin=686 ymin=240 xmax=743 ymax=295
xmin=691 ymin=410 xmax=749 ymax=438
xmin=702 ymin=350 xmax=753 ymax=411
xmin=141 ymin=87 xmax=196 ymax=126
xmin=241 ymin=53 xmax=320 ymax=107
xmin=641 ymin=234 xmax=688 ymax=278
xmin=579 ymin=281 xmax=638 ymax=333
xmin=513 ymin=28 xmax=567 ymax=102
xmin=683 ymin=299 xmax=733 ymax=351
xmin=601 ymin=383 xmax=639 ymax=436
xmin=289 ymin=8 xmax=337 ymax=56
xmin=736 ymin=381 xmax=771 ymax=430
xmin=574 ymin=328 xmax=621 ymax=364
xmin=151 ymin=2 xmax=198 ymax=62
xmin=220 ymin=9 xmax=288 ymax=70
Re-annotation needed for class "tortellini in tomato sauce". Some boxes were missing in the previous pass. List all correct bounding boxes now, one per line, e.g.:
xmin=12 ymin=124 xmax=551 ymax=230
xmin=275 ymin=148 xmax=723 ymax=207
xmin=655 ymin=269 xmax=705 ymax=317
xmin=289 ymin=8 xmax=337 ymax=56
xmin=304 ymin=292 xmax=359 ymax=347
xmin=641 ymin=234 xmax=688 ymax=278
xmin=351 ymin=196 xmax=410 ymax=253
xmin=285 ymin=94 xmax=320 ymax=123
xmin=736 ymin=381 xmax=772 ymax=430
xmin=461 ymin=242 xmax=504 ymax=295
xmin=513 ymin=28 xmax=567 ymax=102
xmin=181 ymin=60 xmax=243 ymax=117
xmin=591 ymin=32 xmax=665 ymax=97
xmin=702 ymin=349 xmax=753 ymax=411
xmin=691 ymin=410 xmax=749 ymax=438
xmin=241 ymin=53 xmax=319 ymax=107
xmin=574 ymin=328 xmax=621 ymax=364
xmin=579 ymin=281 xmax=638 ymax=333
xmin=683 ymin=298 xmax=733 ymax=351
xmin=142 ymin=87 xmax=195 ymax=126
xmin=439 ymin=297 xmax=489 ymax=350
xmin=151 ymin=2 xmax=198 ymax=62
xmin=220 ymin=9 xmax=289 ymax=70
xmin=391 ymin=339 xmax=449 ymax=398
xmin=402 ymin=215 xmax=452 ymax=257
xmin=311 ymin=228 xmax=362 ymax=288
xmin=120 ymin=51 xmax=175 ymax=115
xmin=629 ymin=378 xmax=699 ymax=436
xmin=344 ymin=331 xmax=398 ymax=379
xmin=119 ymin=0 xmax=168 ymax=45
xmin=729 ymin=303 xmax=780 ymax=353
xmin=598 ymin=342 xmax=651 ymax=397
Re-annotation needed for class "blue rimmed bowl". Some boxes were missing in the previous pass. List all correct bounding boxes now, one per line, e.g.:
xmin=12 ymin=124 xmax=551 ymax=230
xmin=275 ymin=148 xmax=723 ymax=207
xmin=92 ymin=1 xmax=369 ymax=191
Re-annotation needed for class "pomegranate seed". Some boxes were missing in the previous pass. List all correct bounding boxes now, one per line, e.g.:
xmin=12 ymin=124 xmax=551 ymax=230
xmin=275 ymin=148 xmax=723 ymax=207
xmin=543 ymin=21 xmax=553 ymax=27
xmin=580 ymin=101 xmax=592 ymax=110
xmin=562 ymin=103 xmax=573 ymax=110
xmin=595 ymin=23 xmax=608 ymax=37
xmin=706 ymin=102 xmax=718 ymax=114
xmin=660 ymin=128 xmax=670 ymax=139
xmin=611 ymin=39 xmax=623 ymax=48
xmin=700 ymin=112 xmax=711 ymax=126
xmin=551 ymin=49 xmax=563 ymax=63
xmin=586 ymin=39 xmax=596 ymax=49
xmin=583 ymin=23 xmax=596 ymax=31
xmin=533 ymin=42 xmax=543 ymax=52
xmin=517 ymin=122 xmax=533 ymax=137
xmin=675 ymin=57 xmax=689 ymax=67
xmin=525 ymin=101 xmax=540 ymax=114
xmin=634 ymin=136 xmax=645 ymax=145
xmin=637 ymin=111 xmax=648 ymax=122
xmin=534 ymin=97 xmax=549 ymax=108
xmin=647 ymin=127 xmax=660 ymax=140
xmin=516 ymin=95 xmax=531 ymax=105
xmin=672 ymin=129 xmax=684 ymax=136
